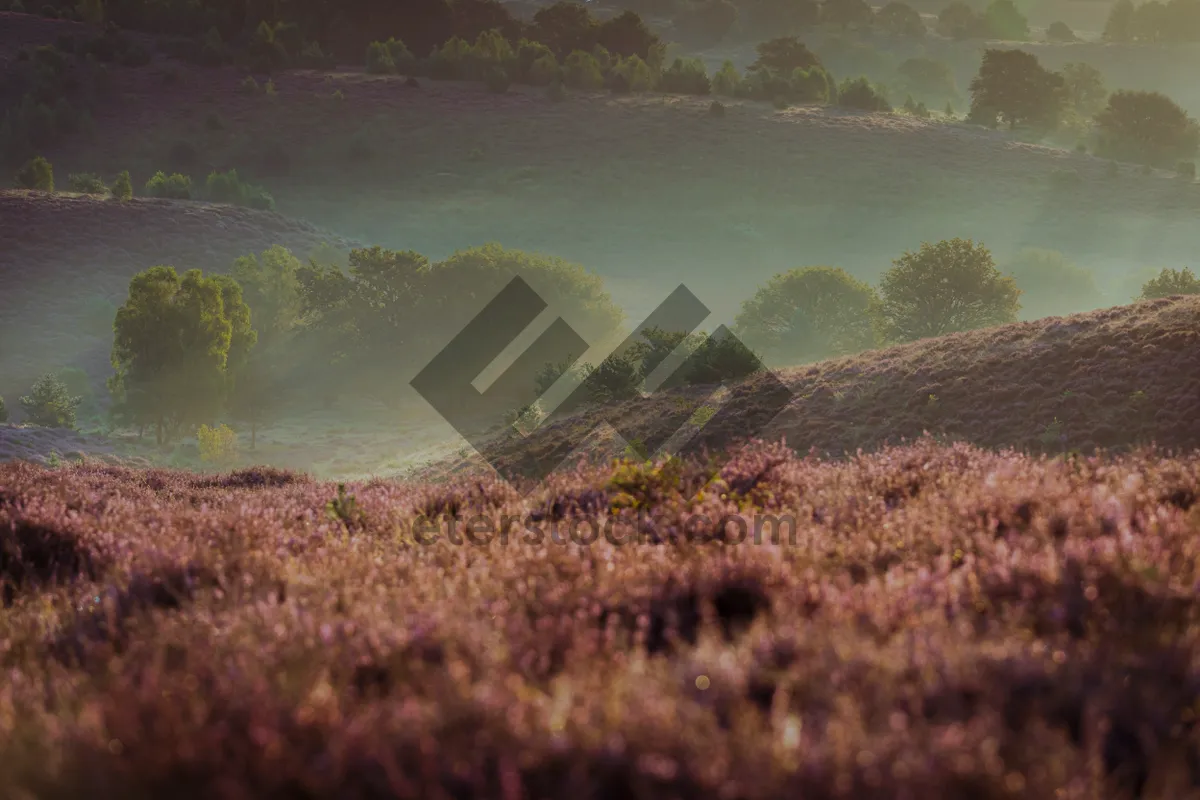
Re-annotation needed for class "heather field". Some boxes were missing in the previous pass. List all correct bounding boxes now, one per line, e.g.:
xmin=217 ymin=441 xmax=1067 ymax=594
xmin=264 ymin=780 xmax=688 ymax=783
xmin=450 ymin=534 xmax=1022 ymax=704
xmin=4 ymin=440 xmax=1200 ymax=798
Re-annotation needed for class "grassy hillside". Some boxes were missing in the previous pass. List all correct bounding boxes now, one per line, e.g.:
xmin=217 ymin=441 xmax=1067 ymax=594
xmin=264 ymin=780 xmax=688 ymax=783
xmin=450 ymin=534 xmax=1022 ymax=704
xmin=3 ymin=442 xmax=1200 ymax=797
xmin=429 ymin=294 xmax=1200 ymax=484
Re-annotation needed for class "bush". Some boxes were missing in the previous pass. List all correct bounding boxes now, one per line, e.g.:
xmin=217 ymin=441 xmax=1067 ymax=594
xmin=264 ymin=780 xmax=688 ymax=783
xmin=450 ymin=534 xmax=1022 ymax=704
xmin=384 ymin=38 xmax=417 ymax=74
xmin=205 ymin=169 xmax=275 ymax=210
xmin=197 ymin=423 xmax=239 ymax=463
xmin=429 ymin=36 xmax=472 ymax=80
xmin=836 ymin=77 xmax=891 ymax=111
xmin=984 ymin=0 xmax=1029 ymax=39
xmin=748 ymin=37 xmax=822 ymax=74
xmin=1139 ymin=267 xmax=1200 ymax=299
xmin=15 ymin=155 xmax=53 ymax=190
xmin=144 ymin=171 xmax=192 ymax=199
xmin=19 ymin=373 xmax=81 ymax=428
xmin=365 ymin=41 xmax=396 ymax=74
xmin=563 ymin=50 xmax=605 ymax=90
xmin=712 ymin=60 xmax=741 ymax=96
xmin=0 ymin=396 xmax=7 ymax=423
xmin=792 ymin=67 xmax=834 ymax=103
xmin=658 ymin=57 xmax=711 ymax=95
xmin=735 ymin=267 xmax=879 ymax=363
xmin=709 ymin=100 xmax=726 ymax=117
xmin=1047 ymin=20 xmax=1076 ymax=41
xmin=1003 ymin=249 xmax=1105 ymax=321
xmin=609 ymin=55 xmax=654 ymax=93
xmin=112 ymin=170 xmax=133 ymax=200
xmin=68 ymin=172 xmax=107 ymax=194
xmin=876 ymin=238 xmax=1021 ymax=342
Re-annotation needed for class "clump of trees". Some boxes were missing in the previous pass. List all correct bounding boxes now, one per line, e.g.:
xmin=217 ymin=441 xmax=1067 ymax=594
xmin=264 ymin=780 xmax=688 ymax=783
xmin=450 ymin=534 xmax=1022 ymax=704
xmin=937 ymin=0 xmax=1029 ymax=39
xmin=968 ymin=49 xmax=1065 ymax=132
xmin=1095 ymin=91 xmax=1200 ymax=167
xmin=1139 ymin=267 xmax=1200 ymax=299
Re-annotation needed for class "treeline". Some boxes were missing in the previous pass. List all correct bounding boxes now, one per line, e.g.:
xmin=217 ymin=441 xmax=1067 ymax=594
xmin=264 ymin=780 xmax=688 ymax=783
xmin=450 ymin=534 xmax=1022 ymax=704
xmin=1104 ymin=0 xmax=1200 ymax=43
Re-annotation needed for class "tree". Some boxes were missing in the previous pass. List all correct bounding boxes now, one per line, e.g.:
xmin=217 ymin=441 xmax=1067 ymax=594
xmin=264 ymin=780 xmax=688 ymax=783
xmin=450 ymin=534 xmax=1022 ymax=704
xmin=597 ymin=10 xmax=660 ymax=58
xmin=15 ymin=156 xmax=53 ymax=191
xmin=896 ymin=57 xmax=958 ymax=105
xmin=969 ymin=48 xmax=1065 ymax=130
xmin=748 ymin=37 xmax=823 ymax=74
xmin=1139 ymin=267 xmax=1200 ymax=299
xmin=230 ymin=245 xmax=303 ymax=350
xmin=836 ymin=77 xmax=892 ymax=111
xmin=876 ymin=238 xmax=1021 ymax=342
xmin=531 ymin=1 xmax=598 ymax=58
xmin=112 ymin=170 xmax=133 ymax=201
xmin=1046 ymin=21 xmax=1076 ymax=41
xmin=875 ymin=2 xmax=925 ymax=36
xmin=984 ymin=0 xmax=1029 ymax=39
xmin=1003 ymin=249 xmax=1106 ymax=320
xmin=1095 ymin=90 xmax=1200 ymax=167
xmin=20 ymin=373 xmax=81 ymax=428
xmin=937 ymin=2 xmax=988 ymax=38
xmin=0 ymin=396 xmax=7 ymax=424
xmin=734 ymin=267 xmax=879 ymax=363
xmin=1060 ymin=62 xmax=1108 ymax=117
xmin=1104 ymin=0 xmax=1135 ymax=41
xmin=108 ymin=266 xmax=245 ymax=445
xmin=821 ymin=0 xmax=874 ymax=29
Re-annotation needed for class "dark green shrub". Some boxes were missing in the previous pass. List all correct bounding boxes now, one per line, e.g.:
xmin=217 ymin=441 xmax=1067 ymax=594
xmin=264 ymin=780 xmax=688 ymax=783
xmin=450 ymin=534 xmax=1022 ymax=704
xmin=563 ymin=50 xmax=604 ymax=90
xmin=836 ymin=77 xmax=891 ymax=111
xmin=20 ymin=373 xmax=81 ymax=429
xmin=1095 ymin=90 xmax=1199 ymax=167
xmin=658 ymin=57 xmax=711 ymax=95
xmin=1047 ymin=20 xmax=1076 ymax=41
xmin=429 ymin=36 xmax=472 ymax=80
xmin=791 ymin=66 xmax=833 ymax=103
xmin=112 ymin=170 xmax=133 ymax=200
xmin=68 ymin=172 xmax=107 ymax=193
xmin=144 ymin=171 xmax=192 ymax=199
xmin=0 ymin=396 xmax=7 ymax=424
xmin=15 ymin=155 xmax=53 ymax=190
xmin=709 ymin=100 xmax=726 ymax=117
xmin=712 ymin=60 xmax=741 ymax=96
xmin=515 ymin=40 xmax=557 ymax=84
xmin=676 ymin=330 xmax=765 ymax=386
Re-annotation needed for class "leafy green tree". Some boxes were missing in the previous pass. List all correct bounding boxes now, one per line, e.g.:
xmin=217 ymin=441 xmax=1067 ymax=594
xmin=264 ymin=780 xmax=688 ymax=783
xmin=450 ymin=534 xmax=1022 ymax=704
xmin=1139 ymin=267 xmax=1200 ymax=299
xmin=984 ymin=0 xmax=1029 ymax=39
xmin=876 ymin=238 xmax=1021 ymax=342
xmin=1095 ymin=90 xmax=1200 ymax=167
xmin=20 ymin=373 xmax=81 ymax=428
xmin=230 ymin=245 xmax=303 ymax=349
xmin=1060 ymin=62 xmax=1108 ymax=117
xmin=563 ymin=50 xmax=605 ymax=90
xmin=735 ymin=267 xmax=879 ymax=363
xmin=108 ymin=266 xmax=247 ymax=445
xmin=1104 ymin=0 xmax=1135 ymax=41
xmin=1003 ymin=249 xmax=1105 ymax=320
xmin=597 ymin=9 xmax=660 ymax=58
xmin=15 ymin=155 xmax=53 ymax=190
xmin=969 ymin=48 xmax=1065 ymax=130
xmin=876 ymin=2 xmax=925 ymax=36
xmin=531 ymin=1 xmax=598 ymax=58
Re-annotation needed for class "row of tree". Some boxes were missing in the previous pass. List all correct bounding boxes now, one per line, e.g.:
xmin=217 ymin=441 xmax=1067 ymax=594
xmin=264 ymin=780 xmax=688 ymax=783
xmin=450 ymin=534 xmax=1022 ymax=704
xmin=1104 ymin=0 xmax=1200 ymax=43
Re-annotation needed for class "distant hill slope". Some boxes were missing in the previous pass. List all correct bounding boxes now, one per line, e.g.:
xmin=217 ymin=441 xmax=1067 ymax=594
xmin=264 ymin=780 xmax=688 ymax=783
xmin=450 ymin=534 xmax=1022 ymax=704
xmin=0 ymin=191 xmax=356 ymax=401
xmin=424 ymin=294 xmax=1200 ymax=482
